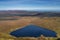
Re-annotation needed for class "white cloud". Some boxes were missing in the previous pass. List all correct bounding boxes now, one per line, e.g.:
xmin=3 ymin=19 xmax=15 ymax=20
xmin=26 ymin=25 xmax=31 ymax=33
xmin=0 ymin=7 xmax=60 ymax=10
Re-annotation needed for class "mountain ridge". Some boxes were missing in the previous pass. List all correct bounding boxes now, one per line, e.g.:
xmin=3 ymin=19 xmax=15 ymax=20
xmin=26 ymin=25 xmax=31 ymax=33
xmin=0 ymin=10 xmax=60 ymax=17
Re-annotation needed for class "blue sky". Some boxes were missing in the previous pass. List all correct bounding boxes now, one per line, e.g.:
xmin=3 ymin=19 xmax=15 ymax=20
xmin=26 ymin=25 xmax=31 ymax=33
xmin=0 ymin=0 xmax=60 ymax=11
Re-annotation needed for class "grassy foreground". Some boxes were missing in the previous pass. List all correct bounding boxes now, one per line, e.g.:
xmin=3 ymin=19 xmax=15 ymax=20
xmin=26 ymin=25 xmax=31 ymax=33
xmin=0 ymin=17 xmax=60 ymax=40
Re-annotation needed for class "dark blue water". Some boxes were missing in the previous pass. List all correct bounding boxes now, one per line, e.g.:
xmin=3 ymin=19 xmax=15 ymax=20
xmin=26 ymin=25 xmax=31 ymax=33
xmin=10 ymin=24 xmax=57 ymax=37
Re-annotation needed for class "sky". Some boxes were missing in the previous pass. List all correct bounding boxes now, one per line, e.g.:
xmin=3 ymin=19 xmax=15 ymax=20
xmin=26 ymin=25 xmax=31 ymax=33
xmin=0 ymin=0 xmax=60 ymax=11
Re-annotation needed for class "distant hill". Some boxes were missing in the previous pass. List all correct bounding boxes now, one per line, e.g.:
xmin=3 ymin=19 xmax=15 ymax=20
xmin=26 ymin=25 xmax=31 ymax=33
xmin=0 ymin=10 xmax=60 ymax=17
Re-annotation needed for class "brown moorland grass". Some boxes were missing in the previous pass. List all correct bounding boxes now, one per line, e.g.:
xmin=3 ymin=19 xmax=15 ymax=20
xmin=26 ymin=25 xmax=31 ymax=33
xmin=0 ymin=17 xmax=60 ymax=39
